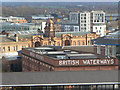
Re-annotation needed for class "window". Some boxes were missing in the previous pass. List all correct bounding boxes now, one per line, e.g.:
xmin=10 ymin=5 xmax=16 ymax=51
xmin=0 ymin=47 xmax=1 ymax=52
xmin=13 ymin=46 xmax=16 ymax=51
xmin=83 ymin=41 xmax=85 ymax=45
xmin=28 ymin=44 xmax=30 ymax=48
xmin=78 ymin=41 xmax=80 ymax=45
xmin=16 ymin=45 xmax=18 ymax=50
xmin=88 ymin=41 xmax=90 ymax=44
xmin=45 ymin=42 xmax=47 ymax=46
xmin=57 ymin=42 xmax=60 ymax=46
xmin=81 ymin=14 xmax=83 ymax=16
xmin=3 ymin=47 xmax=5 ymax=52
xmin=8 ymin=46 xmax=10 ymax=51
xmin=73 ymin=41 xmax=76 ymax=46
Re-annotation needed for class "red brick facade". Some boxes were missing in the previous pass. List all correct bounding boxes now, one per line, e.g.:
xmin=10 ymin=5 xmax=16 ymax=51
xmin=20 ymin=48 xmax=119 ymax=72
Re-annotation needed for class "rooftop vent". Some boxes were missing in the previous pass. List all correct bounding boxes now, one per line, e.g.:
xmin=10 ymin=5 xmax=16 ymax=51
xmin=64 ymin=50 xmax=71 ymax=54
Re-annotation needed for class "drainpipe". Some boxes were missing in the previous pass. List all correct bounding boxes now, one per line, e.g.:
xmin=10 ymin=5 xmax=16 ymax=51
xmin=86 ymin=34 xmax=87 ymax=45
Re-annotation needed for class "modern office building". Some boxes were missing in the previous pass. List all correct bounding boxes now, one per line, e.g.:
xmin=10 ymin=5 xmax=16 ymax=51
xmin=91 ymin=11 xmax=106 ymax=36
xmin=65 ymin=11 xmax=106 ymax=36
xmin=79 ymin=12 xmax=91 ymax=32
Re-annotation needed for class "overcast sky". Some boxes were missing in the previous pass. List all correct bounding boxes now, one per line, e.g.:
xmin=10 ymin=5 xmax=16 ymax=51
xmin=1 ymin=0 xmax=120 ymax=2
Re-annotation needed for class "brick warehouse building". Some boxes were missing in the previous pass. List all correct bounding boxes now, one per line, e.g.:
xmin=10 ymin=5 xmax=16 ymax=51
xmin=19 ymin=46 xmax=119 ymax=72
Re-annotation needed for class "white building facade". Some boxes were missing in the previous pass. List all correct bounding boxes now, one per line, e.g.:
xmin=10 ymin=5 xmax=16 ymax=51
xmin=80 ymin=12 xmax=91 ymax=32
xmin=91 ymin=11 xmax=106 ymax=36
xmin=63 ymin=11 xmax=106 ymax=36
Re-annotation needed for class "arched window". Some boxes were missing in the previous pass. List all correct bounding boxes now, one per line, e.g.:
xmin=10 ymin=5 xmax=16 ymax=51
xmin=28 ymin=44 xmax=30 ymax=48
xmin=73 ymin=41 xmax=76 ymax=46
xmin=57 ymin=42 xmax=60 ymax=46
xmin=8 ymin=46 xmax=10 ymax=51
xmin=83 ymin=41 xmax=85 ymax=45
xmin=44 ymin=42 xmax=47 ymax=46
xmin=78 ymin=41 xmax=80 ymax=45
xmin=88 ymin=41 xmax=90 ymax=45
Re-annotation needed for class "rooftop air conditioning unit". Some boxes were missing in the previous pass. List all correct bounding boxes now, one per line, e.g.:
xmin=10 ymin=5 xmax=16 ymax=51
xmin=57 ymin=56 xmax=66 ymax=59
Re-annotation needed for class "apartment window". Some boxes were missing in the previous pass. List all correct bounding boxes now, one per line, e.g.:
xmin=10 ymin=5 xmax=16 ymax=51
xmin=3 ymin=47 xmax=5 ymax=52
xmin=100 ymin=27 xmax=102 ymax=29
xmin=0 ymin=47 xmax=1 ymax=52
xmin=96 ymin=27 xmax=97 ymax=29
xmin=81 ymin=14 xmax=83 ymax=16
xmin=8 ymin=46 xmax=10 ymax=51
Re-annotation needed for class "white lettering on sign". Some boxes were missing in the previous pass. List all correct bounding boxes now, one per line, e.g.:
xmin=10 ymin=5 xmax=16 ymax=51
xmin=59 ymin=60 xmax=79 ymax=65
xmin=30 ymin=52 xmax=35 ymax=57
xmin=36 ymin=54 xmax=44 ymax=61
xmin=59 ymin=59 xmax=114 ymax=66
xmin=30 ymin=52 xmax=44 ymax=61
xmin=82 ymin=59 xmax=114 ymax=65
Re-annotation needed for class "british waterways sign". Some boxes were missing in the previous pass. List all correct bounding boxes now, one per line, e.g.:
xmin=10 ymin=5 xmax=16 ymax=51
xmin=59 ymin=59 xmax=114 ymax=66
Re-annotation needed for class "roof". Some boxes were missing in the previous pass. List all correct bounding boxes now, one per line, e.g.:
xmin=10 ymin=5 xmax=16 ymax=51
xmin=0 ymin=35 xmax=15 ymax=42
xmin=95 ymin=30 xmax=120 ymax=45
xmin=1 ymin=70 xmax=119 ymax=86
xmin=55 ymin=31 xmax=90 ymax=37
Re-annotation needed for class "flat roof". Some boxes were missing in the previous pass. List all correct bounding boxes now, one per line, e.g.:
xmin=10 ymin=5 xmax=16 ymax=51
xmin=45 ymin=51 xmax=78 ymax=54
xmin=1 ymin=70 xmax=119 ymax=86
xmin=67 ymin=54 xmax=96 ymax=57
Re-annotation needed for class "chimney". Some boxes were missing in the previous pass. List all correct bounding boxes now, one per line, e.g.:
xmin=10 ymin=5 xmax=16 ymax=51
xmin=14 ymin=34 xmax=18 ymax=42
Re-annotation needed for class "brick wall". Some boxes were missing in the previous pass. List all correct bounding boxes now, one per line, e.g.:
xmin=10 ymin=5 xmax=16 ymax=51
xmin=20 ymin=48 xmax=119 ymax=72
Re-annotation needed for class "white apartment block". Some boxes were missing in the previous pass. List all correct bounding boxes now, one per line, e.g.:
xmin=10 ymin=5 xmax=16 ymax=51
xmin=68 ymin=11 xmax=106 ymax=36
xmin=80 ymin=12 xmax=91 ymax=32
xmin=93 ymin=24 xmax=106 ymax=36
xmin=91 ymin=11 xmax=105 ymax=24
xmin=91 ymin=11 xmax=106 ymax=36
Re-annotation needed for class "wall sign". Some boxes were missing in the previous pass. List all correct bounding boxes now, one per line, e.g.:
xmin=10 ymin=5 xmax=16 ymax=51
xmin=59 ymin=59 xmax=114 ymax=66
xmin=30 ymin=52 xmax=44 ymax=61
